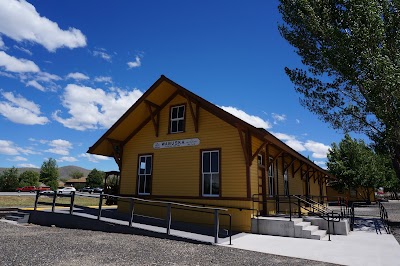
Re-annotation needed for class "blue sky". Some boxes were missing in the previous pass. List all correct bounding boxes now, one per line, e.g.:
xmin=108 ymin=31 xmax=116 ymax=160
xmin=0 ymin=0 xmax=347 ymax=171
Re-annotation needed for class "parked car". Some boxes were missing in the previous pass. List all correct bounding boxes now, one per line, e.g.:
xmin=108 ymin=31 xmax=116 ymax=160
xmin=79 ymin=187 xmax=94 ymax=193
xmin=41 ymin=190 xmax=55 ymax=195
xmin=35 ymin=186 xmax=51 ymax=192
xmin=56 ymin=187 xmax=76 ymax=194
xmin=15 ymin=186 xmax=37 ymax=192
xmin=93 ymin=187 xmax=103 ymax=193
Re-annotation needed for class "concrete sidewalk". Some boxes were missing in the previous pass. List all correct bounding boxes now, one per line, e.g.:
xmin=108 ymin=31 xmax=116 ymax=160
xmin=218 ymin=229 xmax=400 ymax=266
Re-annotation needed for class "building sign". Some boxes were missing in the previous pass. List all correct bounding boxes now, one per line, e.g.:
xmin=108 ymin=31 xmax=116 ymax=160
xmin=153 ymin=138 xmax=200 ymax=149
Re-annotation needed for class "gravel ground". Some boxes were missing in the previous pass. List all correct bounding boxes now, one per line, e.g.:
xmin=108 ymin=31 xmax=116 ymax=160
xmin=382 ymin=201 xmax=400 ymax=245
xmin=0 ymin=221 xmax=337 ymax=266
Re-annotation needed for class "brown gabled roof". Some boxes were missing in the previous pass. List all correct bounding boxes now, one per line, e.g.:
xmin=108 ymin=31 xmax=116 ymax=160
xmin=88 ymin=75 xmax=330 ymax=176
xmin=65 ymin=177 xmax=87 ymax=183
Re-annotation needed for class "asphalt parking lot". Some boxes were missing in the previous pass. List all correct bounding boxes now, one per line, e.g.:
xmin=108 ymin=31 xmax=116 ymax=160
xmin=0 ymin=221 xmax=336 ymax=266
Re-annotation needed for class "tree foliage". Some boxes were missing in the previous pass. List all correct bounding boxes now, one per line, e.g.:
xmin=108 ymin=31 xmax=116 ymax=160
xmin=0 ymin=167 xmax=19 ymax=191
xmin=19 ymin=170 xmax=40 ymax=187
xmin=40 ymin=158 xmax=59 ymax=190
xmin=327 ymin=134 xmax=396 ymax=201
xmin=69 ymin=171 xmax=84 ymax=179
xmin=86 ymin=168 xmax=104 ymax=188
xmin=278 ymin=0 xmax=400 ymax=180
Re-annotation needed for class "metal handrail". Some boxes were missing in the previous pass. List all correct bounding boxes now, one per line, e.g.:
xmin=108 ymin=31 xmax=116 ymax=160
xmin=34 ymin=190 xmax=232 ymax=244
xmin=378 ymin=201 xmax=391 ymax=234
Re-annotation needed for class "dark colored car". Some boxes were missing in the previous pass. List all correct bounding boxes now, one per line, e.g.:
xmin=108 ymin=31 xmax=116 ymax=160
xmin=93 ymin=187 xmax=103 ymax=193
xmin=79 ymin=187 xmax=94 ymax=193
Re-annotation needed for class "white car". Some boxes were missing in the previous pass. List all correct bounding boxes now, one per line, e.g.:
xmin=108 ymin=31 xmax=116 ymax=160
xmin=56 ymin=187 xmax=76 ymax=194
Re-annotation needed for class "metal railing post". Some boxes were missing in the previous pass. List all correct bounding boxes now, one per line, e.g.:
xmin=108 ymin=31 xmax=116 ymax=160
xmin=289 ymin=195 xmax=292 ymax=221
xmin=129 ymin=198 xmax=135 ymax=227
xmin=298 ymin=197 xmax=301 ymax=218
xmin=51 ymin=190 xmax=57 ymax=212
xmin=97 ymin=193 xmax=103 ymax=220
xmin=327 ymin=212 xmax=331 ymax=241
xmin=34 ymin=190 xmax=40 ymax=211
xmin=69 ymin=191 xmax=75 ymax=215
xmin=214 ymin=209 xmax=219 ymax=244
xmin=166 ymin=203 xmax=172 ymax=235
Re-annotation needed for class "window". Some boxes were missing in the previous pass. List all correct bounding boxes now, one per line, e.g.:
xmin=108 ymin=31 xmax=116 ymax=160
xmin=268 ymin=157 xmax=274 ymax=196
xmin=257 ymin=154 xmax=263 ymax=166
xmin=170 ymin=105 xmax=185 ymax=133
xmin=202 ymin=150 xmax=220 ymax=196
xmin=137 ymin=155 xmax=152 ymax=195
xmin=284 ymin=163 xmax=289 ymax=196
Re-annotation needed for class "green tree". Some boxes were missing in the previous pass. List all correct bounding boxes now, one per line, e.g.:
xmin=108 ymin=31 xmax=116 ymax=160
xmin=327 ymin=134 xmax=393 ymax=202
xmin=278 ymin=0 xmax=400 ymax=181
xmin=0 ymin=167 xmax=19 ymax=191
xmin=40 ymin=158 xmax=59 ymax=190
xmin=86 ymin=168 xmax=104 ymax=188
xmin=69 ymin=171 xmax=84 ymax=179
xmin=19 ymin=170 xmax=40 ymax=187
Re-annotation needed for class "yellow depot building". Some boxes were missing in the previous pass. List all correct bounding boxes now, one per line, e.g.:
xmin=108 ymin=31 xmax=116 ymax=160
xmin=88 ymin=75 xmax=330 ymax=232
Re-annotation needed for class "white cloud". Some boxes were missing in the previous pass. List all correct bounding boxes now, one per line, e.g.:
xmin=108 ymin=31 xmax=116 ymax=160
xmin=17 ymin=163 xmax=38 ymax=168
xmin=272 ymin=132 xmax=306 ymax=152
xmin=0 ymin=91 xmax=49 ymax=125
xmin=13 ymin=45 xmax=32 ymax=55
xmin=220 ymin=106 xmax=271 ymax=129
xmin=79 ymin=153 xmax=110 ymax=163
xmin=94 ymin=76 xmax=112 ymax=83
xmin=93 ymin=49 xmax=112 ymax=62
xmin=23 ymin=71 xmax=61 ymax=92
xmin=271 ymin=113 xmax=286 ymax=124
xmin=0 ymin=140 xmax=37 ymax=155
xmin=45 ymin=139 xmax=73 ymax=155
xmin=57 ymin=156 xmax=77 ymax=162
xmin=8 ymin=155 xmax=28 ymax=161
xmin=66 ymin=72 xmax=89 ymax=80
xmin=0 ymin=36 xmax=5 ymax=50
xmin=0 ymin=0 xmax=86 ymax=52
xmin=272 ymin=132 xmax=330 ymax=159
xmin=304 ymin=140 xmax=330 ymax=159
xmin=53 ymin=84 xmax=143 ymax=130
xmin=26 ymin=80 xmax=45 ymax=91
xmin=0 ymin=51 xmax=39 ymax=73
xmin=127 ymin=56 xmax=141 ymax=68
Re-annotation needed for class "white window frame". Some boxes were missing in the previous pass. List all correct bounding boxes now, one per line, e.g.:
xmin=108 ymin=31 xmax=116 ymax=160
xmin=170 ymin=105 xmax=185 ymax=133
xmin=202 ymin=150 xmax=220 ymax=197
xmin=268 ymin=157 xmax=274 ymax=196
xmin=257 ymin=154 xmax=263 ymax=166
xmin=284 ymin=163 xmax=289 ymax=196
xmin=137 ymin=155 xmax=152 ymax=195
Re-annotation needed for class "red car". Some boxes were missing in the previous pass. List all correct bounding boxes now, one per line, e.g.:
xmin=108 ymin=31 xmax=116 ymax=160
xmin=16 ymin=186 xmax=37 ymax=192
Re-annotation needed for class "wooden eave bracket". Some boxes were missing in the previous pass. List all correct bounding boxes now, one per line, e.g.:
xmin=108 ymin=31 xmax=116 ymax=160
xmin=183 ymin=92 xmax=200 ymax=133
xmin=144 ymin=100 xmax=161 ymax=137
xmin=107 ymin=138 xmax=123 ymax=171
xmin=251 ymin=141 xmax=268 ymax=163
xmin=293 ymin=161 xmax=304 ymax=178
xmin=284 ymin=155 xmax=295 ymax=172
xmin=237 ymin=125 xmax=252 ymax=166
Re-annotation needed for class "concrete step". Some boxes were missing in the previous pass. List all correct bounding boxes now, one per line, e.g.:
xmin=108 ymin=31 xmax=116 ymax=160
xmin=295 ymin=221 xmax=311 ymax=228
xmin=302 ymin=225 xmax=319 ymax=239
xmin=311 ymin=229 xmax=327 ymax=240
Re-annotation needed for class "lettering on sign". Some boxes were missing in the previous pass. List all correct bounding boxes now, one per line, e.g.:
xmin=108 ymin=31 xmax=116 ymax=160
xmin=153 ymin=138 xmax=200 ymax=149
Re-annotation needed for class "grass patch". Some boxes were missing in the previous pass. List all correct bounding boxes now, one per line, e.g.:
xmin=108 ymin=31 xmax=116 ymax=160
xmin=0 ymin=195 xmax=105 ymax=208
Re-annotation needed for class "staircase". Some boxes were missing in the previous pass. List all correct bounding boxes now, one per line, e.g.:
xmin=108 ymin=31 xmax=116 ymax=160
xmin=251 ymin=216 xmax=349 ymax=240
xmin=1 ymin=209 xmax=30 ymax=224
xmin=294 ymin=219 xmax=327 ymax=240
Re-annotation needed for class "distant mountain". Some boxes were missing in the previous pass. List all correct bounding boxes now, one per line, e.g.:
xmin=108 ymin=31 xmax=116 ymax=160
xmin=0 ymin=165 xmax=92 ymax=179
